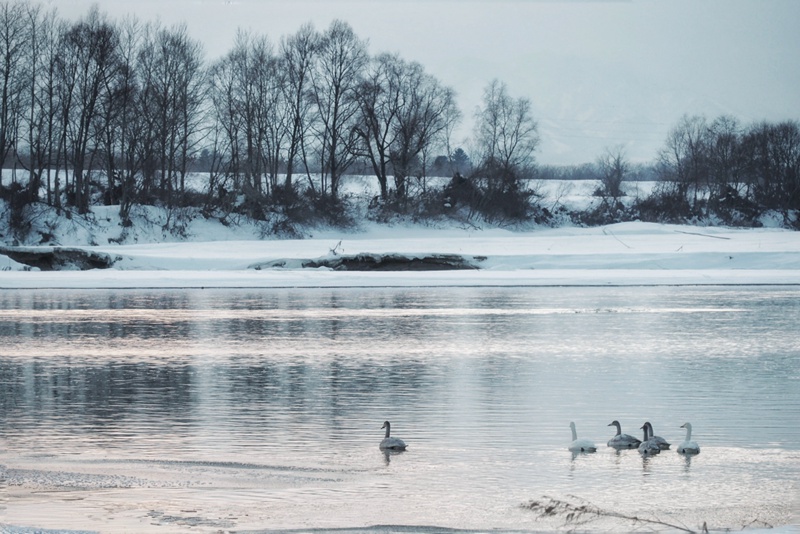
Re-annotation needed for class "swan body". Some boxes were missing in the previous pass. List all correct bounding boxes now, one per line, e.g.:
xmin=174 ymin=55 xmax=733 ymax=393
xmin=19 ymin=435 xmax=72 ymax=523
xmin=379 ymin=421 xmax=407 ymax=451
xmin=677 ymin=422 xmax=700 ymax=455
xmin=568 ymin=422 xmax=597 ymax=453
xmin=644 ymin=422 xmax=671 ymax=450
xmin=638 ymin=424 xmax=661 ymax=456
xmin=607 ymin=420 xmax=642 ymax=449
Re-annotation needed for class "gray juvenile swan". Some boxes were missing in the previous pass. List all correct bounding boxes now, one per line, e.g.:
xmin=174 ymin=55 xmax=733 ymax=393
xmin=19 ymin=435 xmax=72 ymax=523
xmin=379 ymin=421 xmax=407 ymax=451
xmin=677 ymin=422 xmax=700 ymax=455
xmin=638 ymin=423 xmax=661 ymax=456
xmin=644 ymin=421 xmax=671 ymax=450
xmin=607 ymin=420 xmax=642 ymax=449
xmin=569 ymin=422 xmax=597 ymax=453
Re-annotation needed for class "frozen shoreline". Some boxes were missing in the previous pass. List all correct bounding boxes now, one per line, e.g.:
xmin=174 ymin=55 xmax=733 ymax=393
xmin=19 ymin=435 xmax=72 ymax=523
xmin=2 ymin=222 xmax=799 ymax=289
xmin=3 ymin=268 xmax=800 ymax=290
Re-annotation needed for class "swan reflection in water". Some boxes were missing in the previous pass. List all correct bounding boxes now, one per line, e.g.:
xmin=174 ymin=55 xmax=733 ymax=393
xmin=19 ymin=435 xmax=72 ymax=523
xmin=382 ymin=448 xmax=405 ymax=465
xmin=681 ymin=452 xmax=696 ymax=472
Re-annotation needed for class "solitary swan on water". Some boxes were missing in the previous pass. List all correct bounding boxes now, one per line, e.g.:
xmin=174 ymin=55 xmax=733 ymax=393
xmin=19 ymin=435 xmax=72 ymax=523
xmin=638 ymin=423 xmax=661 ymax=456
xmin=379 ymin=421 xmax=407 ymax=451
xmin=569 ymin=422 xmax=597 ymax=453
xmin=677 ymin=422 xmax=701 ymax=455
xmin=607 ymin=420 xmax=642 ymax=449
xmin=644 ymin=422 xmax=671 ymax=450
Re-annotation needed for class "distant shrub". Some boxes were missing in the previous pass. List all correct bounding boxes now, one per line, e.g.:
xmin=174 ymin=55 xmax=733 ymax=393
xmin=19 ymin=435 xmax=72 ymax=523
xmin=710 ymin=186 xmax=763 ymax=227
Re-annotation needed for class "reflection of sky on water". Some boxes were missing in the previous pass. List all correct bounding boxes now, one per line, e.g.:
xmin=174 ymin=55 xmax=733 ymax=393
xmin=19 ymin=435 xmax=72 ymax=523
xmin=1 ymin=286 xmax=798 ymax=531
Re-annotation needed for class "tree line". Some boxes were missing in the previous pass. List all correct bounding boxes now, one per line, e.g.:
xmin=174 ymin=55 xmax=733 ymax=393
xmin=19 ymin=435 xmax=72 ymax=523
xmin=577 ymin=115 xmax=800 ymax=228
xmin=0 ymin=0 xmax=797 ymax=241
xmin=651 ymin=115 xmax=800 ymax=226
xmin=0 ymin=2 xmax=482 ymax=226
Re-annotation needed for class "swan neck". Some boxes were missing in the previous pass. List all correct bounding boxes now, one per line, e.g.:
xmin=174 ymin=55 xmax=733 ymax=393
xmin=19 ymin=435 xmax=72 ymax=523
xmin=570 ymin=424 xmax=578 ymax=441
xmin=384 ymin=423 xmax=391 ymax=438
xmin=613 ymin=422 xmax=621 ymax=436
xmin=685 ymin=425 xmax=692 ymax=441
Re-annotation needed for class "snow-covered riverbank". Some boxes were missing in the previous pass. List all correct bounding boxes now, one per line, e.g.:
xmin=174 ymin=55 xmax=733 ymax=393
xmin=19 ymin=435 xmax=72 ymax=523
xmin=3 ymin=221 xmax=799 ymax=288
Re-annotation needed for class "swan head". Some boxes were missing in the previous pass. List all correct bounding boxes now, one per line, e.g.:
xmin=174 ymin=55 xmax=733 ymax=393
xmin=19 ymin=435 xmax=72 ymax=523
xmin=569 ymin=421 xmax=576 ymax=430
xmin=680 ymin=422 xmax=692 ymax=431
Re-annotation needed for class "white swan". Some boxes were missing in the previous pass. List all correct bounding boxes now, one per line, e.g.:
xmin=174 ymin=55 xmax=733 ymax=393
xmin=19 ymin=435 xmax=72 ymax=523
xmin=568 ymin=422 xmax=597 ymax=453
xmin=379 ymin=421 xmax=407 ymax=451
xmin=677 ymin=422 xmax=700 ymax=455
xmin=638 ymin=423 xmax=661 ymax=455
xmin=607 ymin=420 xmax=642 ymax=449
xmin=644 ymin=421 xmax=671 ymax=450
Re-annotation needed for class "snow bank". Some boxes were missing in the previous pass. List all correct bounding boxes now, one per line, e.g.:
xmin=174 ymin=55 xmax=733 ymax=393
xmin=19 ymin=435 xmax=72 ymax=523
xmin=2 ymin=222 xmax=799 ymax=289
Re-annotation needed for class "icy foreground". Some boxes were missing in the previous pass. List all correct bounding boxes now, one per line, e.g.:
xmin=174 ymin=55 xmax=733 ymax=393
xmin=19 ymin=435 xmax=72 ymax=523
xmin=2 ymin=221 xmax=799 ymax=288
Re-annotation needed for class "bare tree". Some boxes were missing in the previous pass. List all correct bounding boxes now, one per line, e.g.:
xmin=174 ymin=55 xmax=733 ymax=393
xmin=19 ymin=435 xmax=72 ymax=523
xmin=59 ymin=7 xmax=119 ymax=213
xmin=110 ymin=16 xmax=147 ymax=222
xmin=279 ymin=22 xmax=318 ymax=189
xmin=354 ymin=52 xmax=403 ymax=201
xmin=463 ymin=79 xmax=541 ymax=222
xmin=389 ymin=61 xmax=459 ymax=200
xmin=596 ymin=145 xmax=628 ymax=201
xmin=473 ymin=79 xmax=539 ymax=176
xmin=0 ymin=0 xmax=32 ymax=186
xmin=355 ymin=54 xmax=460 ymax=203
xmin=705 ymin=115 xmax=744 ymax=210
xmin=208 ymin=45 xmax=244 ymax=191
xmin=742 ymin=120 xmax=800 ymax=216
xmin=309 ymin=19 xmax=367 ymax=199
xmin=137 ymin=22 xmax=205 ymax=206
xmin=254 ymin=36 xmax=289 ymax=193
xmin=22 ymin=2 xmax=52 ymax=204
xmin=656 ymin=114 xmax=709 ymax=212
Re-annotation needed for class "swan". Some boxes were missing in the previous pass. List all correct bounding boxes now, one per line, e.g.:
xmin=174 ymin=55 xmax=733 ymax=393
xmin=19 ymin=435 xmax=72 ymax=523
xmin=677 ymin=422 xmax=700 ymax=455
xmin=568 ymin=422 xmax=597 ymax=453
xmin=607 ymin=420 xmax=642 ymax=449
xmin=638 ymin=423 xmax=661 ymax=455
xmin=644 ymin=422 xmax=671 ymax=450
xmin=379 ymin=421 xmax=407 ymax=451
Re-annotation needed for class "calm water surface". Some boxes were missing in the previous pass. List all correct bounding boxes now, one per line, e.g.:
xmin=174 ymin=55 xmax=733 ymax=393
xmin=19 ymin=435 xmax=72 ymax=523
xmin=1 ymin=286 xmax=799 ymax=533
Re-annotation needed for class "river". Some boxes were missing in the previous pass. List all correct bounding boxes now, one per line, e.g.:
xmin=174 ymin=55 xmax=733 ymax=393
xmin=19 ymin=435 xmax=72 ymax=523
xmin=1 ymin=286 xmax=799 ymax=533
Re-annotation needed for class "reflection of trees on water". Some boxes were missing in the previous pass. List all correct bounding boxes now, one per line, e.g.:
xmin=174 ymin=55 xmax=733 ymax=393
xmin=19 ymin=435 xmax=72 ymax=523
xmin=0 ymin=361 xmax=195 ymax=430
xmin=0 ymin=287 xmax=530 ymax=449
xmin=0 ymin=355 xmax=434 ymax=438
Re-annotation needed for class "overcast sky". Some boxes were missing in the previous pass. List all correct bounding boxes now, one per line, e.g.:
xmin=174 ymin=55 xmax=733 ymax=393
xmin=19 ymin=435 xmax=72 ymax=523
xmin=54 ymin=0 xmax=800 ymax=165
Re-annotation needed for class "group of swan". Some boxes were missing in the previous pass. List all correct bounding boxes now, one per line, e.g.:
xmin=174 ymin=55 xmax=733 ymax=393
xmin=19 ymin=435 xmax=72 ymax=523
xmin=381 ymin=419 xmax=699 ymax=456
xmin=570 ymin=420 xmax=700 ymax=455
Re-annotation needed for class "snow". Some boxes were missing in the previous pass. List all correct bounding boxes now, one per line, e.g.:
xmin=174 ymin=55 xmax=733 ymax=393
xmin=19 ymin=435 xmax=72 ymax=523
xmin=2 ymin=177 xmax=798 ymax=289
xmin=2 ymin=220 xmax=799 ymax=289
